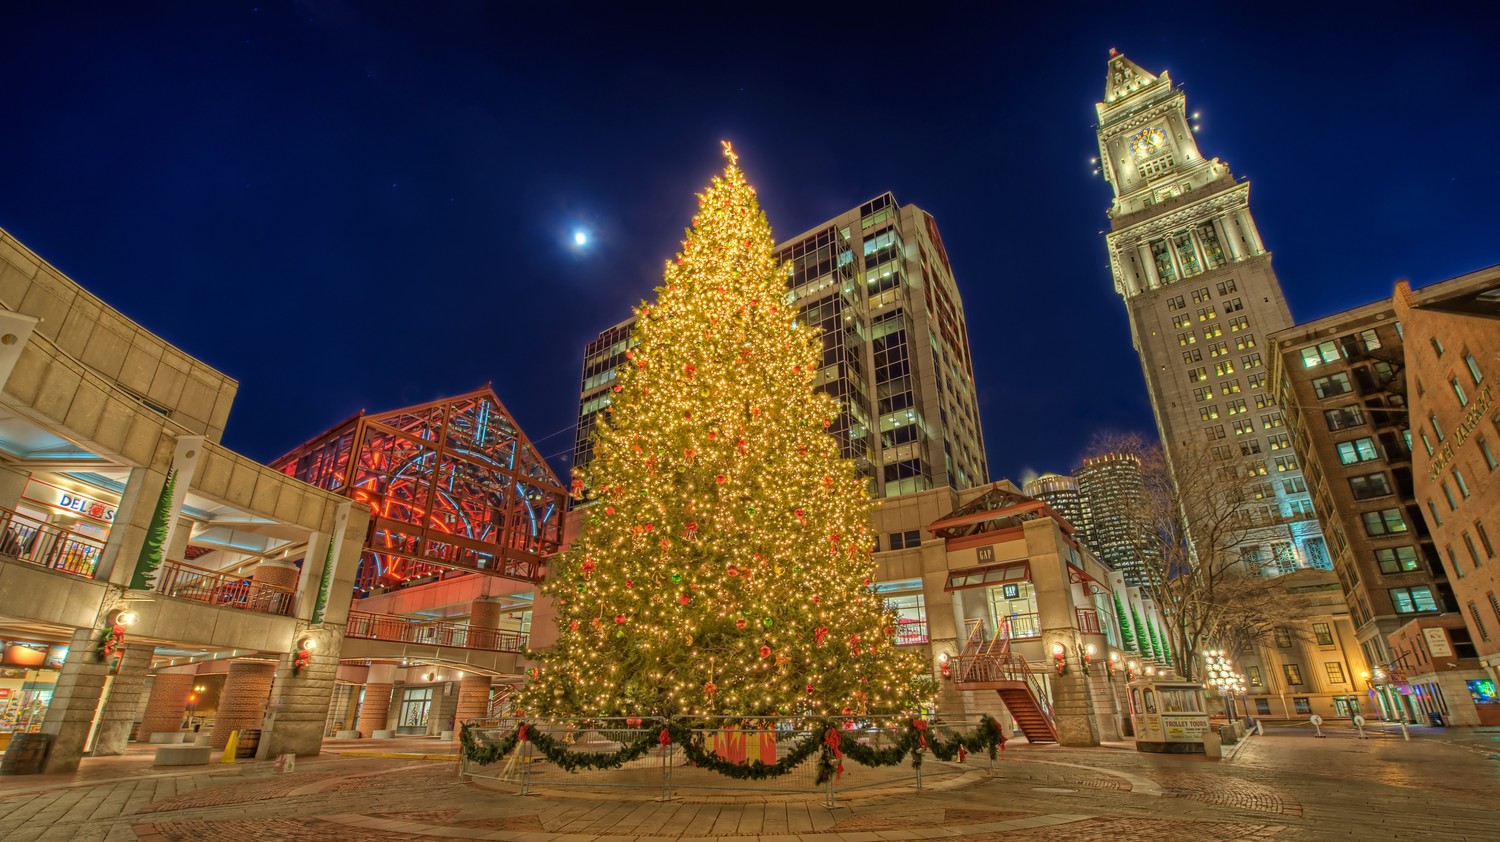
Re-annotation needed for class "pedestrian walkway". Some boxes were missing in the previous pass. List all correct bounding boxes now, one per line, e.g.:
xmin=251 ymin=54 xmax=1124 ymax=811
xmin=0 ymin=725 xmax=1494 ymax=840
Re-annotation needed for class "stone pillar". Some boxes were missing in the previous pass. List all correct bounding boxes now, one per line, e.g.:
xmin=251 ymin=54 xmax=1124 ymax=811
xmin=90 ymin=643 xmax=155 ymax=755
xmin=211 ymin=659 xmax=276 ymax=750
xmin=258 ymin=627 xmax=343 ymax=760
xmin=1026 ymin=519 xmax=1100 ymax=747
xmin=455 ymin=674 xmax=493 ymax=725
xmin=469 ymin=598 xmax=501 ymax=649
xmin=1214 ymin=215 xmax=1242 ymax=262
xmin=22 ymin=628 xmax=109 ymax=772
xmin=137 ymin=669 xmax=196 ymax=742
xmin=1089 ymin=670 xmax=1122 ymax=742
xmin=357 ymin=663 xmax=397 ymax=737
xmin=1235 ymin=209 xmax=1264 ymax=255
xmin=0 ymin=463 xmax=31 ymax=511
xmin=1136 ymin=242 xmax=1160 ymax=290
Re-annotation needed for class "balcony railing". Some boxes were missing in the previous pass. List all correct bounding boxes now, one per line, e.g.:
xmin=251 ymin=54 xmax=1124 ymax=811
xmin=1075 ymin=608 xmax=1103 ymax=635
xmin=345 ymin=611 xmax=528 ymax=653
xmin=0 ymin=505 xmax=104 ymax=579
xmin=157 ymin=559 xmax=297 ymax=616
xmin=893 ymin=619 xmax=929 ymax=646
xmin=997 ymin=612 xmax=1041 ymax=640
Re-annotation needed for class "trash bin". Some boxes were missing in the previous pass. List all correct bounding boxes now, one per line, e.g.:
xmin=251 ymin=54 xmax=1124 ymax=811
xmin=0 ymin=733 xmax=54 ymax=775
xmin=1427 ymin=712 xmax=1446 ymax=727
xmin=1218 ymin=723 xmax=1238 ymax=745
xmin=236 ymin=728 xmax=261 ymax=759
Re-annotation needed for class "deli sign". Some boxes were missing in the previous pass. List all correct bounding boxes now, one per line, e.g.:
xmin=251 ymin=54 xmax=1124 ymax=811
xmin=25 ymin=481 xmax=117 ymax=523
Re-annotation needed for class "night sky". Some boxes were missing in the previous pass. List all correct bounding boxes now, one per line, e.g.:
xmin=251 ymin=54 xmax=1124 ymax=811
xmin=3 ymin=2 xmax=1497 ymax=486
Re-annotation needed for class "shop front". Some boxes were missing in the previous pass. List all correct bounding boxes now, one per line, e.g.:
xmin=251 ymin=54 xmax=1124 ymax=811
xmin=0 ymin=640 xmax=69 ymax=753
xmin=1 ymin=474 xmax=121 ymax=578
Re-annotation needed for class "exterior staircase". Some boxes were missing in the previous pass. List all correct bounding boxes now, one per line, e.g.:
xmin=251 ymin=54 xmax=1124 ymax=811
xmin=953 ymin=621 xmax=1058 ymax=744
xmin=486 ymin=683 xmax=521 ymax=718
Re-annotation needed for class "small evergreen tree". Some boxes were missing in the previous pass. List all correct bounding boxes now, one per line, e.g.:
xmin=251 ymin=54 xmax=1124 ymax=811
xmin=1112 ymin=591 xmax=1135 ymax=652
xmin=127 ymin=468 xmax=175 ymax=591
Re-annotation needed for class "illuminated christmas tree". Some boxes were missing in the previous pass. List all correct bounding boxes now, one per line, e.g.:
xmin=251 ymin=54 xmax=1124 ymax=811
xmin=524 ymin=144 xmax=927 ymax=717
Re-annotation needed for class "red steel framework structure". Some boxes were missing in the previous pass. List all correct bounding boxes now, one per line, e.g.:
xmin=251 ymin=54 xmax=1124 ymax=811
xmin=272 ymin=388 xmax=566 ymax=593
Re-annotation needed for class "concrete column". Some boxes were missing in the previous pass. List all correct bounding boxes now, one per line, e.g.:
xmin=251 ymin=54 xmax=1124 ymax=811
xmin=90 ymin=643 xmax=155 ymax=755
xmin=210 ymin=659 xmax=276 ymax=750
xmin=1089 ymin=670 xmax=1122 ymax=742
xmin=156 ymin=436 xmax=203 ymax=568
xmin=455 ymin=674 xmax=493 ymax=724
xmin=20 ymin=628 xmax=109 ymax=772
xmin=357 ymin=663 xmax=397 ymax=737
xmin=137 ymin=669 xmax=196 ymax=742
xmin=98 ymin=466 xmax=164 ymax=584
xmin=1214 ymin=215 xmax=1242 ymax=262
xmin=1235 ymin=209 xmax=1264 ymax=255
xmin=1136 ymin=242 xmax=1160 ymax=291
xmin=0 ymin=463 xmax=31 ymax=511
xmin=258 ymin=627 xmax=343 ymax=759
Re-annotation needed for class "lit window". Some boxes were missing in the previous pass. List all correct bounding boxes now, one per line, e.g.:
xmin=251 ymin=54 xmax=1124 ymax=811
xmin=1390 ymin=586 xmax=1438 ymax=614
xmin=1362 ymin=508 xmax=1407 ymax=536
xmin=1313 ymin=623 xmax=1335 ymax=646
xmin=1374 ymin=546 xmax=1419 ymax=574
xmin=1348 ymin=472 xmax=1391 ymax=500
xmin=1465 ymin=351 xmax=1483 ymax=385
xmin=1359 ymin=329 xmax=1382 ymax=351
xmin=1325 ymin=662 xmax=1346 ymax=684
xmin=1335 ymin=437 xmax=1379 ymax=464
xmin=1300 ymin=341 xmax=1341 ymax=368
xmin=1283 ymin=664 xmax=1304 ymax=685
xmin=1312 ymin=373 xmax=1352 ymax=399
xmin=1452 ymin=378 xmax=1469 ymax=407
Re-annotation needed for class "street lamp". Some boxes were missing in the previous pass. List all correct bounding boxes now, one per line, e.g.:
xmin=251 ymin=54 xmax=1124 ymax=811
xmin=1202 ymin=649 xmax=1245 ymax=722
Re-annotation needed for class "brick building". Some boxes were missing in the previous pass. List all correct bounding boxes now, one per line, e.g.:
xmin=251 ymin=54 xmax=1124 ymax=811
xmin=1395 ymin=267 xmax=1500 ymax=724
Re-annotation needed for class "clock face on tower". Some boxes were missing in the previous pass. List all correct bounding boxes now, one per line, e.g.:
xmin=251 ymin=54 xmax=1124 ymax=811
xmin=1130 ymin=127 xmax=1167 ymax=157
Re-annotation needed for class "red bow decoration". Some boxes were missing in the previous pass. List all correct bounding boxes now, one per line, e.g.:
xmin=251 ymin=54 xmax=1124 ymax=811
xmin=911 ymin=718 xmax=928 ymax=748
xmin=517 ymin=723 xmax=529 ymax=742
xmin=659 ymin=728 xmax=672 ymax=746
xmin=959 ymin=746 xmax=966 ymax=763
xmin=823 ymin=727 xmax=844 ymax=779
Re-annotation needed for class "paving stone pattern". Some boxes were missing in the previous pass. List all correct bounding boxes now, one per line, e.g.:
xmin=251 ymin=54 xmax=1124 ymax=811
xmin=0 ymin=725 xmax=1494 ymax=840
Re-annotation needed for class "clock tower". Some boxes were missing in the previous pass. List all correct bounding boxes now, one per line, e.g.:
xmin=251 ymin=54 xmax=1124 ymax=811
xmin=1095 ymin=51 xmax=1328 ymax=576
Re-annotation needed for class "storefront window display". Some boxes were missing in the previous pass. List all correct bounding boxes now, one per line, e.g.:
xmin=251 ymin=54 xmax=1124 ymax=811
xmin=0 ymin=642 xmax=67 ymax=751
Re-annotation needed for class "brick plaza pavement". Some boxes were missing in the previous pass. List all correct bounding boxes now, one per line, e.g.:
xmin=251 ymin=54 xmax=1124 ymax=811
xmin=0 ymin=725 xmax=1494 ymax=841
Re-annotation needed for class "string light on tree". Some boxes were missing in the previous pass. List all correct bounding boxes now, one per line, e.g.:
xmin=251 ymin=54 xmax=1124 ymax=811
xmin=521 ymin=143 xmax=929 ymax=717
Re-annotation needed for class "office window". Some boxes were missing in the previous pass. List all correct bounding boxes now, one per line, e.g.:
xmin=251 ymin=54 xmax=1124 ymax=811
xmin=1255 ymin=392 xmax=1276 ymax=409
xmin=1221 ymin=379 xmax=1243 ymax=395
xmin=1477 ymin=520 xmax=1495 ymax=559
xmin=1241 ymin=440 xmax=1263 ymax=456
xmin=1246 ymin=461 xmax=1269 ymax=478
xmin=1235 ymin=334 xmax=1257 ymax=350
xmin=1183 ymin=348 xmax=1203 ymax=363
xmin=1202 ymin=323 xmax=1223 ymax=338
xmin=1390 ymin=586 xmax=1438 ymax=614
xmin=1359 ymin=329 xmax=1382 ymax=351
xmin=1200 ymin=405 xmax=1220 ymax=421
xmin=1241 ymin=353 xmax=1263 ymax=370
xmin=1229 ymin=315 xmax=1250 ymax=331
xmin=1283 ymin=476 xmax=1307 ymax=494
xmin=1192 ymin=286 xmax=1211 ymax=303
xmin=1324 ymin=662 xmax=1346 ymax=684
xmin=1268 ymin=432 xmax=1292 ymax=450
xmin=1205 ymin=425 xmax=1226 ymax=441
xmin=1301 ymin=341 xmax=1341 ymax=368
xmin=1442 ymin=481 xmax=1457 ymax=511
xmin=1463 ymin=532 xmax=1482 ymax=567
xmin=1375 ymin=546 xmax=1419 ymax=574
xmin=1216 ymin=361 xmax=1237 ymax=376
xmin=1198 ymin=306 xmax=1218 ymax=322
xmin=1223 ymin=297 xmax=1244 ymax=313
xmin=1217 ymin=279 xmax=1238 ymax=295
xmin=1465 ymin=351 xmax=1483 ymax=384
xmin=1452 ymin=378 xmax=1469 ymax=407
xmin=1349 ymin=472 xmax=1392 ymax=500
xmin=1248 ymin=372 xmax=1267 ymax=389
xmin=1325 ymin=406 xmax=1365 ymax=431
xmin=1194 ymin=386 xmax=1213 ymax=402
xmin=1313 ymin=623 xmax=1335 ymax=646
xmin=1430 ymin=413 xmax=1444 ymax=441
xmin=1478 ymin=435 xmax=1498 ymax=471
xmin=1274 ymin=628 xmax=1293 ymax=648
xmin=1261 ymin=412 xmax=1284 ymax=430
xmin=1274 ymin=455 xmax=1299 ymax=472
xmin=1172 ymin=313 xmax=1192 ymax=329
xmin=1336 ymin=437 xmax=1379 ymax=464
xmin=1233 ymin=419 xmax=1255 ymax=436
xmin=1430 ymin=336 xmax=1444 ymax=357
xmin=1189 ymin=366 xmax=1208 ymax=382
xmin=1455 ymin=468 xmax=1471 ymax=499
xmin=1247 ymin=666 xmax=1263 ymax=686
xmin=1227 ymin=398 xmax=1248 ymax=415
xmin=1449 ymin=544 xmax=1465 ymax=578
xmin=1177 ymin=331 xmax=1197 ymax=346
xmin=1469 ymin=604 xmax=1490 ymax=642
xmin=1362 ymin=508 xmax=1407 ymax=536
xmin=1283 ymin=664 xmax=1304 ymax=686
xmin=1255 ymin=698 xmax=1271 ymax=715
xmin=1419 ymin=429 xmax=1435 ymax=456
xmin=1167 ymin=295 xmax=1185 ymax=311
xmin=1428 ymin=499 xmax=1444 ymax=526
xmin=1312 ymin=373 xmax=1353 ymax=399
xmin=1209 ymin=340 xmax=1230 ymax=358
xmin=888 ymin=530 xmax=922 ymax=550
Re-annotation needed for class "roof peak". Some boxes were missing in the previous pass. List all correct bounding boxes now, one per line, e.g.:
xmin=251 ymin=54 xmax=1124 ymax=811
xmin=1103 ymin=51 xmax=1163 ymax=105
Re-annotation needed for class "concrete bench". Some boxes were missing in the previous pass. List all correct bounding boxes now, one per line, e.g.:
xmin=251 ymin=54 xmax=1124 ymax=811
xmin=334 ymin=729 xmax=360 ymax=739
xmin=153 ymin=745 xmax=212 ymax=766
xmin=371 ymin=730 xmax=395 ymax=739
xmin=148 ymin=732 xmax=192 ymax=745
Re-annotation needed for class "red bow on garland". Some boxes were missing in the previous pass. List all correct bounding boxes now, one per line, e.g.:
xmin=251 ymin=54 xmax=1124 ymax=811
xmin=823 ymin=727 xmax=844 ymax=779
xmin=517 ymin=723 xmax=529 ymax=742
xmin=911 ymin=718 xmax=928 ymax=749
xmin=658 ymin=728 xmax=672 ymax=747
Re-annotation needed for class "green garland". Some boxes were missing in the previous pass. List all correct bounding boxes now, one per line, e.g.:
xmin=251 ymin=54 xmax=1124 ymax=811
xmin=461 ymin=715 xmax=1005 ymax=787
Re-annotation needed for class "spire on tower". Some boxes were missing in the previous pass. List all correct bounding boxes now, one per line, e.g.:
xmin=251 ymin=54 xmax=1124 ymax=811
xmin=1104 ymin=52 xmax=1161 ymax=105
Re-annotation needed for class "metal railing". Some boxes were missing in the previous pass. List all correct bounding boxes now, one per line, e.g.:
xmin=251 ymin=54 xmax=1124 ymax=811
xmin=1075 ymin=608 xmax=1102 ymax=634
xmin=157 ymin=559 xmax=297 ymax=616
xmin=460 ymin=714 xmax=995 ymax=803
xmin=894 ymin=619 xmax=929 ymax=645
xmin=951 ymin=651 xmax=1056 ymax=724
xmin=345 ymin=611 xmax=528 ymax=653
xmin=0 ymin=505 xmax=104 ymax=578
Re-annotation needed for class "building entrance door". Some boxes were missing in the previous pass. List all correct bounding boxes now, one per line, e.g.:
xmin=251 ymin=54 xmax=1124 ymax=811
xmin=397 ymin=687 xmax=432 ymax=735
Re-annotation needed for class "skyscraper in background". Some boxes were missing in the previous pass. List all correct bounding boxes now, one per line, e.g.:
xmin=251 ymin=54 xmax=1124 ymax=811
xmin=1022 ymin=472 xmax=1093 ymax=546
xmin=572 ymin=193 xmax=989 ymax=499
xmin=1094 ymin=51 xmax=1327 ymax=573
xmin=1075 ymin=453 xmax=1149 ymax=585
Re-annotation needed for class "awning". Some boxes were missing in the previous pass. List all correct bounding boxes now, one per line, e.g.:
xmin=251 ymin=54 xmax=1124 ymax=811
xmin=944 ymin=561 xmax=1030 ymax=592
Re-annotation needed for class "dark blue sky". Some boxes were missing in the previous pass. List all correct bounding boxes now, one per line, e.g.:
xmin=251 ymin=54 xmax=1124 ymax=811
xmin=2 ymin=2 xmax=1497 ymax=484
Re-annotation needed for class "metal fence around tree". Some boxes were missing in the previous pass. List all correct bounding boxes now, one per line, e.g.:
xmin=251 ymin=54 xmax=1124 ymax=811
xmin=459 ymin=714 xmax=1001 ymax=805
